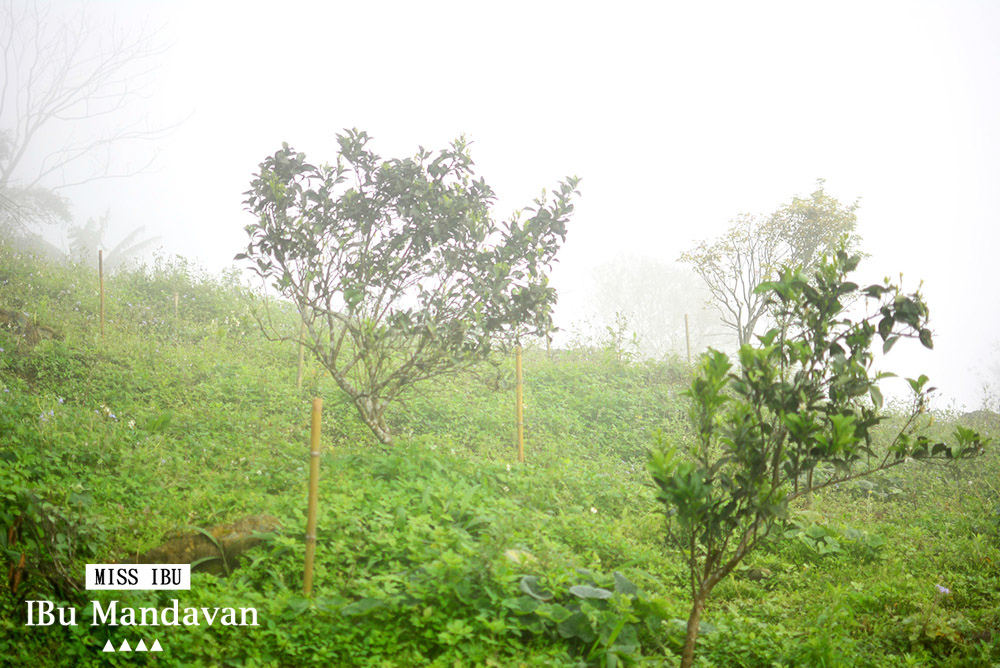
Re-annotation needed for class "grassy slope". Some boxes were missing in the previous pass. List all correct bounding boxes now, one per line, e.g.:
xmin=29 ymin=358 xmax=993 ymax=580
xmin=0 ymin=244 xmax=998 ymax=667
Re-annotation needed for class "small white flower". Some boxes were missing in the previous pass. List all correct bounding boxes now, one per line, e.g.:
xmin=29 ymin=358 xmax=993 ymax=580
xmin=128 ymin=419 xmax=136 ymax=429
xmin=502 ymin=486 xmax=510 ymax=492
xmin=590 ymin=507 xmax=598 ymax=514
xmin=506 ymin=463 xmax=511 ymax=472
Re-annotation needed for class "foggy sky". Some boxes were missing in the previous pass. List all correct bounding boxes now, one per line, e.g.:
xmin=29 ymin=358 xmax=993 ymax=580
xmin=26 ymin=0 xmax=1000 ymax=410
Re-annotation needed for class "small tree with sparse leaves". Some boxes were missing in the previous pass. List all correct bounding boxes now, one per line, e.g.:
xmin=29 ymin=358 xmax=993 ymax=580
xmin=649 ymin=250 xmax=989 ymax=668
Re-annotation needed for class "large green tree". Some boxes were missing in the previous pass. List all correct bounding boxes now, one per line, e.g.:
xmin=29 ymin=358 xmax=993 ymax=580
xmin=680 ymin=180 xmax=860 ymax=346
xmin=649 ymin=250 xmax=989 ymax=668
xmin=240 ymin=130 xmax=579 ymax=446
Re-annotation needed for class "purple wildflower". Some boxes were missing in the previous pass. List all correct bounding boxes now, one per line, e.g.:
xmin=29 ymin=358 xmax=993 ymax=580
xmin=935 ymin=584 xmax=950 ymax=595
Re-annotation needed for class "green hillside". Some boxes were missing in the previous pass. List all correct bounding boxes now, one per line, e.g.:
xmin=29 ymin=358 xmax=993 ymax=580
xmin=1 ymin=243 xmax=998 ymax=667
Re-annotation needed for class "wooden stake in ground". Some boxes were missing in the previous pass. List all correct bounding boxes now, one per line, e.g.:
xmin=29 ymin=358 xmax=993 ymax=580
xmin=515 ymin=345 xmax=525 ymax=463
xmin=296 ymin=320 xmax=306 ymax=390
xmin=303 ymin=398 xmax=322 ymax=596
xmin=99 ymin=250 xmax=105 ymax=338
xmin=685 ymin=313 xmax=691 ymax=365
xmin=174 ymin=292 xmax=179 ymax=318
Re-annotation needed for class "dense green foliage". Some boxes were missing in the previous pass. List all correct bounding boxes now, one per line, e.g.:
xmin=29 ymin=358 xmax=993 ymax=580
xmin=1 ymin=243 xmax=999 ymax=666
xmin=650 ymin=250 xmax=989 ymax=666
xmin=240 ymin=130 xmax=579 ymax=446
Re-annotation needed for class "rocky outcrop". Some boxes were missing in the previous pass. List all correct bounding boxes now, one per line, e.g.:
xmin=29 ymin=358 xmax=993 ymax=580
xmin=0 ymin=309 xmax=59 ymax=346
xmin=129 ymin=514 xmax=282 ymax=576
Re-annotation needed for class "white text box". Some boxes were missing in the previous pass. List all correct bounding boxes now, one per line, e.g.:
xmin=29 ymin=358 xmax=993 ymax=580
xmin=86 ymin=564 xmax=191 ymax=590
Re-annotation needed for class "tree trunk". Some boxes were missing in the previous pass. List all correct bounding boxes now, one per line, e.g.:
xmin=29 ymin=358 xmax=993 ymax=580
xmin=681 ymin=595 xmax=706 ymax=668
xmin=354 ymin=396 xmax=393 ymax=447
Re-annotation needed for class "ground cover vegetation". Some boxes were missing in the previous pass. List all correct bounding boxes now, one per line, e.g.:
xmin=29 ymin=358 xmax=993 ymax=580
xmin=1 ymin=242 xmax=999 ymax=666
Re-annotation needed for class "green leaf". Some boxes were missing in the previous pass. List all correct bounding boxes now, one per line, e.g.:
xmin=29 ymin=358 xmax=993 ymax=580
xmin=869 ymin=385 xmax=883 ymax=410
xmin=558 ymin=611 xmax=595 ymax=641
xmin=285 ymin=596 xmax=311 ymax=616
xmin=569 ymin=585 xmax=614 ymax=600
xmin=519 ymin=575 xmax=554 ymax=601
xmin=502 ymin=596 xmax=541 ymax=615
xmin=612 ymin=571 xmax=638 ymax=597
xmin=919 ymin=328 xmax=933 ymax=349
xmin=534 ymin=602 xmax=573 ymax=623
xmin=341 ymin=597 xmax=386 ymax=617
xmin=878 ymin=316 xmax=894 ymax=340
xmin=189 ymin=555 xmax=223 ymax=569
xmin=906 ymin=375 xmax=930 ymax=394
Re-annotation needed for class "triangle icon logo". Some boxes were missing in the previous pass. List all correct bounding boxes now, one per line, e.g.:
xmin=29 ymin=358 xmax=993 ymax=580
xmin=119 ymin=639 xmax=132 ymax=652
xmin=102 ymin=640 xmax=115 ymax=652
xmin=150 ymin=639 xmax=163 ymax=652
xmin=135 ymin=639 xmax=148 ymax=651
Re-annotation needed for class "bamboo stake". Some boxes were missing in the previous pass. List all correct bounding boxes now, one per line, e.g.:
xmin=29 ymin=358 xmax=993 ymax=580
xmin=515 ymin=345 xmax=525 ymax=463
xmin=684 ymin=313 xmax=691 ymax=365
xmin=296 ymin=320 xmax=306 ymax=389
xmin=99 ymin=250 xmax=105 ymax=338
xmin=174 ymin=292 xmax=179 ymax=318
xmin=303 ymin=398 xmax=322 ymax=596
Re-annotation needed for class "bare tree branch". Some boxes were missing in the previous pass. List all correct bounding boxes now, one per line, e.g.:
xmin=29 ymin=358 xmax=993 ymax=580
xmin=0 ymin=0 xmax=176 ymax=235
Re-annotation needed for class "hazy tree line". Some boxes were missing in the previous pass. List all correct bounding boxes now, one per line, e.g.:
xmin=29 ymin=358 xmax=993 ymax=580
xmin=3 ymin=0 xmax=997 ymax=413
xmin=585 ymin=180 xmax=860 ymax=361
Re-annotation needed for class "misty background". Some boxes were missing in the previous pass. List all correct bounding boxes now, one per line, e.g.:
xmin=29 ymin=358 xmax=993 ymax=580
xmin=4 ymin=0 xmax=999 ymax=410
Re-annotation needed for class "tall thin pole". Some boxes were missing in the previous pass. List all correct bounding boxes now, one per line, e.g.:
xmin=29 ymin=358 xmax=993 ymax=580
xmin=684 ymin=314 xmax=691 ymax=365
xmin=303 ymin=398 xmax=322 ymax=596
xmin=99 ymin=250 xmax=105 ymax=338
xmin=174 ymin=292 xmax=179 ymax=318
xmin=515 ymin=345 xmax=525 ymax=463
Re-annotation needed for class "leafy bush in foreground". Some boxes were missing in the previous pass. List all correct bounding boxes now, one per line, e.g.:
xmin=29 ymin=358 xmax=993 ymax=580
xmin=650 ymin=251 xmax=990 ymax=667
